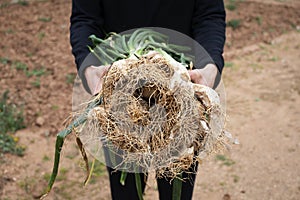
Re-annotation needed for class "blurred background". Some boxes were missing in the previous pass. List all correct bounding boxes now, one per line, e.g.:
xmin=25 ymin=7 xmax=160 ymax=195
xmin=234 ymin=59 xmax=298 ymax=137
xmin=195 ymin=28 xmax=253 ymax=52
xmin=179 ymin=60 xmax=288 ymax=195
xmin=0 ymin=0 xmax=299 ymax=199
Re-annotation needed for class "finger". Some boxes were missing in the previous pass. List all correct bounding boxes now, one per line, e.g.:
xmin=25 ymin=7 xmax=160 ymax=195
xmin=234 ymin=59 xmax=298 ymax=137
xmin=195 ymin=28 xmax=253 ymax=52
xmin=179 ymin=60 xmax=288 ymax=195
xmin=188 ymin=70 xmax=196 ymax=81
xmin=93 ymin=79 xmax=103 ymax=95
xmin=189 ymin=70 xmax=209 ymax=86
xmin=93 ymin=66 xmax=111 ymax=95
xmin=96 ymin=65 xmax=110 ymax=79
xmin=188 ymin=70 xmax=202 ymax=84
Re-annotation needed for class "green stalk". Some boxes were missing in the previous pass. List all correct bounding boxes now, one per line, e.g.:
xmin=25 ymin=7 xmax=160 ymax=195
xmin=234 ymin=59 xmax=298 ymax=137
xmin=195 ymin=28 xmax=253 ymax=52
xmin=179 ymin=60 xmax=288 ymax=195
xmin=90 ymin=29 xmax=193 ymax=66
xmin=106 ymin=49 xmax=127 ymax=59
xmin=40 ymin=133 xmax=65 ymax=199
xmin=135 ymin=173 xmax=144 ymax=200
xmin=88 ymin=46 xmax=102 ymax=62
xmin=89 ymin=34 xmax=104 ymax=45
xmin=127 ymin=29 xmax=146 ymax=50
xmin=84 ymin=158 xmax=95 ymax=186
xmin=121 ymin=35 xmax=129 ymax=52
xmin=41 ymin=98 xmax=101 ymax=198
xmin=95 ymin=46 xmax=114 ymax=64
xmin=172 ymin=173 xmax=183 ymax=200
xmin=76 ymin=136 xmax=90 ymax=185
xmin=120 ymin=171 xmax=128 ymax=186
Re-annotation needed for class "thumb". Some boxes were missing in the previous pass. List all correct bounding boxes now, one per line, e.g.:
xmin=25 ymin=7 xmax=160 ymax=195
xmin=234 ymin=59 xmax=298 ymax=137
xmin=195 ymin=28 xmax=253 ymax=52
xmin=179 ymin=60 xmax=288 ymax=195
xmin=188 ymin=70 xmax=196 ymax=80
xmin=188 ymin=69 xmax=201 ymax=83
xmin=188 ymin=69 xmax=208 ymax=86
xmin=85 ymin=65 xmax=111 ymax=95
xmin=92 ymin=65 xmax=111 ymax=95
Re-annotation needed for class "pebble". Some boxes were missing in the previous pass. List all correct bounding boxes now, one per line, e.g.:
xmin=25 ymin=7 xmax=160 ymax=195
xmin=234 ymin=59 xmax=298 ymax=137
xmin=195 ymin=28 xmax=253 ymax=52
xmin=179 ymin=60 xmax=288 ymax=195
xmin=36 ymin=116 xmax=45 ymax=126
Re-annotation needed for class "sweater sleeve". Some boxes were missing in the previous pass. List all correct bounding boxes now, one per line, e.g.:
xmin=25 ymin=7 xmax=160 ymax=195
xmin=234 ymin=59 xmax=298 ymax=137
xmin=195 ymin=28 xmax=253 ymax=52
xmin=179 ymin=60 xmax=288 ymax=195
xmin=70 ymin=0 xmax=104 ymax=71
xmin=192 ymin=0 xmax=226 ymax=73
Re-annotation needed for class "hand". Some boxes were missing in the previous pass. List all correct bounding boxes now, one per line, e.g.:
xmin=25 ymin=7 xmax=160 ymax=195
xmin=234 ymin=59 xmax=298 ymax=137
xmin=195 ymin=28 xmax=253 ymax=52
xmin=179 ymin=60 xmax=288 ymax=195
xmin=84 ymin=65 xmax=110 ymax=95
xmin=188 ymin=64 xmax=218 ymax=88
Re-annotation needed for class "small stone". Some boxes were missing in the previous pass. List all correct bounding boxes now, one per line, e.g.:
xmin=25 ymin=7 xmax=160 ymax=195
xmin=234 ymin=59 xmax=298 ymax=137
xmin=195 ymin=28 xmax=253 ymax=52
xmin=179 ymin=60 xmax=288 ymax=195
xmin=222 ymin=194 xmax=231 ymax=200
xmin=36 ymin=116 xmax=45 ymax=126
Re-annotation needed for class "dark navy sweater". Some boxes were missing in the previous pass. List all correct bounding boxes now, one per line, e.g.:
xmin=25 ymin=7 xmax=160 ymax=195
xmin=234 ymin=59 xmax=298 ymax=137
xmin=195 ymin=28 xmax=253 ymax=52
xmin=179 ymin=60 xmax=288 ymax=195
xmin=70 ymin=0 xmax=226 ymax=73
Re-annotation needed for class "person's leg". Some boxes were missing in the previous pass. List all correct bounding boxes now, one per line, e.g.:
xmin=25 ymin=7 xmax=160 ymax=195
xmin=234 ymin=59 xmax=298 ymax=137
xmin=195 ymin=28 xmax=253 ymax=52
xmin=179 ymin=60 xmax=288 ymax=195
xmin=103 ymin=144 xmax=148 ymax=200
xmin=157 ymin=162 xmax=198 ymax=200
xmin=107 ymin=167 xmax=148 ymax=200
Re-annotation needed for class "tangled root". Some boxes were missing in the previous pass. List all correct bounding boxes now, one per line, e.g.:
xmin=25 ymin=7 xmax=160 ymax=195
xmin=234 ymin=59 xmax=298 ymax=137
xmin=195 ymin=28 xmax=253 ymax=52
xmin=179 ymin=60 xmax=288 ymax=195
xmin=79 ymin=51 xmax=226 ymax=179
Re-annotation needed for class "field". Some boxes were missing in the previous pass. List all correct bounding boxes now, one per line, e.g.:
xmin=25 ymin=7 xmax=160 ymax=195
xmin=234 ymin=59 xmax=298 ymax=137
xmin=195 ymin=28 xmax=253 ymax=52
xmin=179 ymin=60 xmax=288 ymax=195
xmin=0 ymin=0 xmax=300 ymax=199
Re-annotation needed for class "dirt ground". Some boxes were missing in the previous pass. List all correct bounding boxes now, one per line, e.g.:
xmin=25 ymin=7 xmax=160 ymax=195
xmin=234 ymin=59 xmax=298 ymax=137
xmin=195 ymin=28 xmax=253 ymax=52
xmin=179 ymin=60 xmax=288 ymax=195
xmin=0 ymin=0 xmax=299 ymax=199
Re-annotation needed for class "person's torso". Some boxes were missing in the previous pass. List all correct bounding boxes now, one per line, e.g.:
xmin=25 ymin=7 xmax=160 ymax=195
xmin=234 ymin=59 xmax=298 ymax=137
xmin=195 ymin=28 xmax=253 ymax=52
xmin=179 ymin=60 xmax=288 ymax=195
xmin=101 ymin=0 xmax=195 ymax=36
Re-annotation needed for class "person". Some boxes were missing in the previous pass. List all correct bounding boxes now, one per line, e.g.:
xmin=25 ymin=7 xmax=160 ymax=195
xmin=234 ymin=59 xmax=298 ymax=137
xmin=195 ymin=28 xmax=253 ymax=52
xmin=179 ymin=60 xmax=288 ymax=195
xmin=70 ymin=0 xmax=226 ymax=199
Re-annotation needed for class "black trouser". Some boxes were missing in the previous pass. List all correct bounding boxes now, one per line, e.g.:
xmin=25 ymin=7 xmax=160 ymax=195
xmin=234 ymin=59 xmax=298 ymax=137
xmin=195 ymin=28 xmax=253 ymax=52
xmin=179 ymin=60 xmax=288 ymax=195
xmin=103 ymin=141 xmax=198 ymax=200
xmin=106 ymin=161 xmax=198 ymax=200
